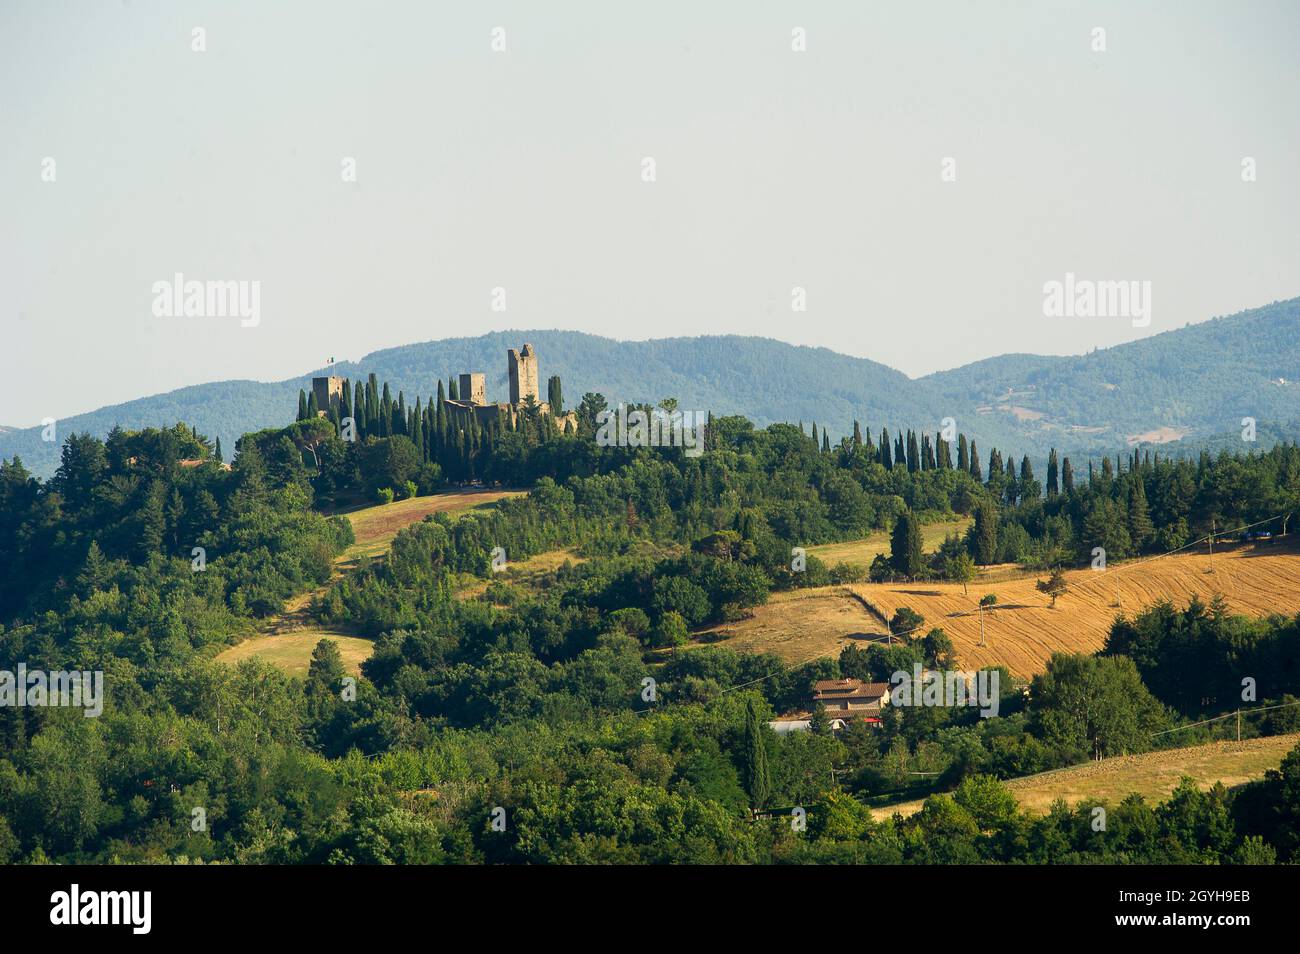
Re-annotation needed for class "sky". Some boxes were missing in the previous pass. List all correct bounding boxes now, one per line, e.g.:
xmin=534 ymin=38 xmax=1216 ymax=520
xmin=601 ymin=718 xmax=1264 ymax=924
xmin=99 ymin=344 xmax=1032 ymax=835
xmin=2 ymin=0 xmax=1298 ymax=427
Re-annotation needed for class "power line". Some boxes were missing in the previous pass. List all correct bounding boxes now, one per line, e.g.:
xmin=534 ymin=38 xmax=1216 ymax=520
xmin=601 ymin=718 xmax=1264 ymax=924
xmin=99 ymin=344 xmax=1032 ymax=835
xmin=1150 ymin=698 xmax=1300 ymax=738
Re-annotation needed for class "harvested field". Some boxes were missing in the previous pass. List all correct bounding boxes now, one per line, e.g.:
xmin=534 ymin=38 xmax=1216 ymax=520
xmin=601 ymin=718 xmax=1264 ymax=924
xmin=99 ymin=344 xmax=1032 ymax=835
xmin=851 ymin=539 xmax=1300 ymax=678
xmin=338 ymin=489 xmax=523 ymax=563
xmin=707 ymin=537 xmax=1300 ymax=678
xmin=808 ymin=518 xmax=970 ymax=569
xmin=694 ymin=588 xmax=888 ymax=666
xmin=871 ymin=733 xmax=1300 ymax=820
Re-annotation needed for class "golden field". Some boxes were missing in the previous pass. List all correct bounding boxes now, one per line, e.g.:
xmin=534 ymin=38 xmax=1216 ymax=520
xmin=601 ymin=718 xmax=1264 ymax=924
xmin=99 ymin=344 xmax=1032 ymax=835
xmin=871 ymin=732 xmax=1300 ymax=820
xmin=704 ymin=538 xmax=1300 ymax=678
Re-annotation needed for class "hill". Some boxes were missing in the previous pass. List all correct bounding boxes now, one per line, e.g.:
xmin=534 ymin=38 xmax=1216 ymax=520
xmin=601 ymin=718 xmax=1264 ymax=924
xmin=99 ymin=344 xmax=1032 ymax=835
xmin=213 ymin=489 xmax=518 ymax=678
xmin=871 ymin=733 xmax=1300 ymax=819
xmin=705 ymin=536 xmax=1300 ymax=678
xmin=4 ymin=298 xmax=1300 ymax=478
xmin=924 ymin=297 xmax=1300 ymax=452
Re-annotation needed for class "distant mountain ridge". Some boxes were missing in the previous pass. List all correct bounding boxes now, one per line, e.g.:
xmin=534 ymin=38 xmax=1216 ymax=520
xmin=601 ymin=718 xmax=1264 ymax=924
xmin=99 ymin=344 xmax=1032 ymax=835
xmin=4 ymin=298 xmax=1299 ymax=479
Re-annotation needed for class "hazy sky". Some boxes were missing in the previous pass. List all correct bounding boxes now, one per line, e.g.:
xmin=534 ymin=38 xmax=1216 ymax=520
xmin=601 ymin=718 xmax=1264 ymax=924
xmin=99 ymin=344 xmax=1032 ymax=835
xmin=3 ymin=0 xmax=1298 ymax=427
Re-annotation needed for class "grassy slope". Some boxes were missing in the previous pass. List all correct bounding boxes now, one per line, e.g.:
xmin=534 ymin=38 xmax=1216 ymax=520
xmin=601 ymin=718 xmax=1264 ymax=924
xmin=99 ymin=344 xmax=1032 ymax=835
xmin=870 ymin=733 xmax=1300 ymax=820
xmin=214 ymin=490 xmax=520 ymax=677
xmin=708 ymin=535 xmax=1300 ymax=677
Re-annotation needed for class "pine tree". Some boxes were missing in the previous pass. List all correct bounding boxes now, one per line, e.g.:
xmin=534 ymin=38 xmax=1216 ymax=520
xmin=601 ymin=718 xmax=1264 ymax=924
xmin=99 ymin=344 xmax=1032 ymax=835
xmin=1129 ymin=478 xmax=1154 ymax=552
xmin=77 ymin=540 xmax=110 ymax=595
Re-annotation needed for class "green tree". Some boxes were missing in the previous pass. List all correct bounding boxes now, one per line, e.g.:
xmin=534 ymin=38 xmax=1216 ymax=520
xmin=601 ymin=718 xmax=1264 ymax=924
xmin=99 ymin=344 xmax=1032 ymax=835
xmin=743 ymin=698 xmax=772 ymax=809
xmin=947 ymin=551 xmax=975 ymax=595
xmin=971 ymin=502 xmax=998 ymax=565
xmin=890 ymin=511 xmax=924 ymax=579
xmin=1036 ymin=566 xmax=1068 ymax=608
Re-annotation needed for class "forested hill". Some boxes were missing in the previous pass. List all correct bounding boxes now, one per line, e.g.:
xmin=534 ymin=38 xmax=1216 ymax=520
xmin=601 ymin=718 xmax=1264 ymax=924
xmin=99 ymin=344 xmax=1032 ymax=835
xmin=923 ymin=297 xmax=1300 ymax=446
xmin=4 ymin=298 xmax=1299 ymax=477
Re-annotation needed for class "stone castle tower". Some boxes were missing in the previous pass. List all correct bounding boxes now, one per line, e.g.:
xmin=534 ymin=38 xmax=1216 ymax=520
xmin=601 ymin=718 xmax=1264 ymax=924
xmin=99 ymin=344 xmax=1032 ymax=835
xmin=507 ymin=343 xmax=539 ymax=405
xmin=458 ymin=372 xmax=486 ymax=405
xmin=311 ymin=376 xmax=344 ymax=416
xmin=445 ymin=342 xmax=575 ymax=433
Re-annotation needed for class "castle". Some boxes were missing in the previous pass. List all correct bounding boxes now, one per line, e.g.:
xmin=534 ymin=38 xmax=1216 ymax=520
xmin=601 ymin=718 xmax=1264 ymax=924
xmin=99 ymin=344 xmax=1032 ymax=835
xmin=446 ymin=343 xmax=575 ymax=431
xmin=310 ymin=342 xmax=574 ymax=432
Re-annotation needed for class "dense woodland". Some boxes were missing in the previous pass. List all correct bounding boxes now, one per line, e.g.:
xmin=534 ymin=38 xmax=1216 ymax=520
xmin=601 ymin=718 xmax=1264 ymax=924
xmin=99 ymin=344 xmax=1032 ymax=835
xmin=1 ymin=377 xmax=1299 ymax=864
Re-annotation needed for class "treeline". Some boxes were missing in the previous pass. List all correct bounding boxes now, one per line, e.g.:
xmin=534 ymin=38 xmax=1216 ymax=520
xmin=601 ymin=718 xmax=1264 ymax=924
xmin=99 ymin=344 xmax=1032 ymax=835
xmin=4 ymin=403 xmax=1300 ymax=864
xmin=0 ymin=423 xmax=352 ymax=626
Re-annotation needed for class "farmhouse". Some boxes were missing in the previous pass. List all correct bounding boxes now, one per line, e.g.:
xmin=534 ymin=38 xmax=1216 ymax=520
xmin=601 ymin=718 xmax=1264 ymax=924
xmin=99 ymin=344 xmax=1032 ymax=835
xmin=812 ymin=678 xmax=891 ymax=712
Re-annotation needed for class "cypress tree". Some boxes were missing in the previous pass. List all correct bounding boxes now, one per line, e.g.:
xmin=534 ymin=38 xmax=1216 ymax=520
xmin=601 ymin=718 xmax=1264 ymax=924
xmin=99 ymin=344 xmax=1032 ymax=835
xmin=353 ymin=381 xmax=366 ymax=439
xmin=306 ymin=389 xmax=319 ymax=418
xmin=297 ymin=389 xmax=309 ymax=421
xmin=743 ymin=700 xmax=771 ymax=809
xmin=1062 ymin=457 xmax=1074 ymax=494
xmin=969 ymin=441 xmax=981 ymax=481
xmin=547 ymin=375 xmax=564 ymax=413
xmin=881 ymin=429 xmax=893 ymax=469
xmin=380 ymin=383 xmax=393 ymax=437
xmin=958 ymin=433 xmax=969 ymax=473
xmin=214 ymin=437 xmax=223 ymax=463
xmin=852 ymin=421 xmax=863 ymax=447
xmin=1047 ymin=448 xmax=1059 ymax=497
xmin=890 ymin=510 xmax=925 ymax=578
xmin=972 ymin=502 xmax=998 ymax=564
